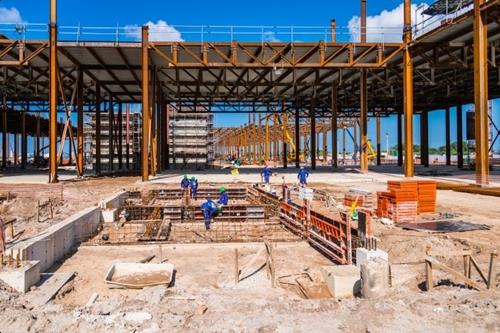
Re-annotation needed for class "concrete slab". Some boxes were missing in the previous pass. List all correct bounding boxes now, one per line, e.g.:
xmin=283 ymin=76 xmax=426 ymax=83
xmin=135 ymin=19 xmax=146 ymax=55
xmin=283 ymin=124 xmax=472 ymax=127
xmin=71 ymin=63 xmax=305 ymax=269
xmin=25 ymin=272 xmax=75 ymax=307
xmin=320 ymin=265 xmax=360 ymax=299
xmin=0 ymin=261 xmax=40 ymax=293
xmin=356 ymin=248 xmax=389 ymax=268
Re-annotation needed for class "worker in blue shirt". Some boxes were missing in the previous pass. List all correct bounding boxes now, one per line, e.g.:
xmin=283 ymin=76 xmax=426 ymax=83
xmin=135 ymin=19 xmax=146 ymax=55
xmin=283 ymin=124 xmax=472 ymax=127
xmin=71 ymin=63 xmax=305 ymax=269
xmin=190 ymin=177 xmax=199 ymax=199
xmin=297 ymin=167 xmax=309 ymax=187
xmin=261 ymin=165 xmax=273 ymax=184
xmin=217 ymin=187 xmax=229 ymax=210
xmin=181 ymin=175 xmax=190 ymax=190
xmin=201 ymin=198 xmax=217 ymax=230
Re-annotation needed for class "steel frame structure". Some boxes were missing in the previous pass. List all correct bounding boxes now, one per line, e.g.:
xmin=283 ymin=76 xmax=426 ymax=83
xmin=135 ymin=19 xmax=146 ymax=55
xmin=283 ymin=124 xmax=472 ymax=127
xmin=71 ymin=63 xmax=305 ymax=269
xmin=1 ymin=0 xmax=499 ymax=185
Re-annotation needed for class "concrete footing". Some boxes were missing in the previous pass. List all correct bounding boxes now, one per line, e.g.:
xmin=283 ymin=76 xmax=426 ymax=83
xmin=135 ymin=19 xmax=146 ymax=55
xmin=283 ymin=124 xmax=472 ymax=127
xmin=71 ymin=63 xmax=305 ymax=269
xmin=320 ymin=265 xmax=361 ymax=299
xmin=356 ymin=248 xmax=389 ymax=268
xmin=361 ymin=258 xmax=390 ymax=299
xmin=0 ymin=261 xmax=40 ymax=293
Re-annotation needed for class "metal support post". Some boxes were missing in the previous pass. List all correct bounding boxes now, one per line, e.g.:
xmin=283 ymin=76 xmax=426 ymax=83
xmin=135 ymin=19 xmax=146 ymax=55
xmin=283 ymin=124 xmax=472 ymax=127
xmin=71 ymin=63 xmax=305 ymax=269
xmin=332 ymin=85 xmax=338 ymax=168
xmin=403 ymin=0 xmax=414 ymax=177
xmin=397 ymin=110 xmax=403 ymax=166
xmin=310 ymin=99 xmax=316 ymax=170
xmin=77 ymin=70 xmax=84 ymax=176
xmin=376 ymin=115 xmax=381 ymax=166
xmin=21 ymin=107 xmax=27 ymax=168
xmin=360 ymin=0 xmax=368 ymax=173
xmin=474 ymin=0 xmax=489 ymax=185
xmin=457 ymin=98 xmax=464 ymax=168
xmin=95 ymin=83 xmax=102 ymax=175
xmin=445 ymin=107 xmax=451 ymax=166
xmin=421 ymin=110 xmax=429 ymax=167
xmin=141 ymin=26 xmax=150 ymax=182
xmin=49 ymin=0 xmax=58 ymax=183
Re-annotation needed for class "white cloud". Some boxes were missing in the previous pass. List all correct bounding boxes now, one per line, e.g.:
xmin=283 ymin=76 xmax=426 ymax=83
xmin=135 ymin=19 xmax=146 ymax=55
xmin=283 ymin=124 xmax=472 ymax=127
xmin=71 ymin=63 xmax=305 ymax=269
xmin=348 ymin=3 xmax=432 ymax=42
xmin=124 ymin=20 xmax=183 ymax=42
xmin=0 ymin=7 xmax=24 ymax=24
xmin=263 ymin=31 xmax=281 ymax=43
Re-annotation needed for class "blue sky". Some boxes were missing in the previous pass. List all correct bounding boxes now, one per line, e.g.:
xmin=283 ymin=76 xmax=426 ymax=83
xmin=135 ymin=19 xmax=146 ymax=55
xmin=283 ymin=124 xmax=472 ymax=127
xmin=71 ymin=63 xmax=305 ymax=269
xmin=1 ymin=0 xmax=499 ymax=153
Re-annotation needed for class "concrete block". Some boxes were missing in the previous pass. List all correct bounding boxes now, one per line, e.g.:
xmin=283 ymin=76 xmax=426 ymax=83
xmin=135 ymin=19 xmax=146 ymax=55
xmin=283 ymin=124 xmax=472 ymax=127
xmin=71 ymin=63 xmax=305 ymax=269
xmin=356 ymin=248 xmax=389 ymax=268
xmin=320 ymin=265 xmax=360 ymax=299
xmin=361 ymin=258 xmax=390 ymax=299
xmin=101 ymin=208 xmax=117 ymax=223
xmin=0 ymin=261 xmax=40 ymax=293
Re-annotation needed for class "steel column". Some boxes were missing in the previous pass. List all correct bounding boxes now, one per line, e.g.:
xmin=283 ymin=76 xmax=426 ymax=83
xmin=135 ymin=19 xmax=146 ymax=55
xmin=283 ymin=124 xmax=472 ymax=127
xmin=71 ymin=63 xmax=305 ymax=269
xmin=282 ymin=111 xmax=288 ymax=168
xmin=118 ymin=102 xmax=123 ymax=170
xmin=445 ymin=107 xmax=451 ymax=166
xmin=126 ymin=104 xmax=130 ymax=170
xmin=36 ymin=114 xmax=40 ymax=163
xmin=295 ymin=107 xmax=300 ymax=168
xmin=141 ymin=26 xmax=150 ymax=182
xmin=421 ymin=110 xmax=429 ymax=167
xmin=473 ymin=0 xmax=489 ymax=185
xmin=360 ymin=0 xmax=368 ymax=173
xmin=76 ymin=69 xmax=84 ymax=176
xmin=165 ymin=100 xmax=170 ymax=169
xmin=397 ymin=110 xmax=403 ymax=166
xmin=457 ymin=98 xmax=464 ymax=169
xmin=151 ymin=67 xmax=157 ymax=176
xmin=403 ymin=0 xmax=414 ymax=177
xmin=1 ymin=107 xmax=5 ymax=168
xmin=21 ymin=107 xmax=27 ymax=168
xmin=332 ymin=85 xmax=338 ymax=168
xmin=108 ymin=96 xmax=114 ymax=172
xmin=95 ymin=83 xmax=101 ymax=176
xmin=48 ymin=0 xmax=58 ymax=183
xmin=310 ymin=99 xmax=316 ymax=170
xmin=376 ymin=115 xmax=381 ymax=166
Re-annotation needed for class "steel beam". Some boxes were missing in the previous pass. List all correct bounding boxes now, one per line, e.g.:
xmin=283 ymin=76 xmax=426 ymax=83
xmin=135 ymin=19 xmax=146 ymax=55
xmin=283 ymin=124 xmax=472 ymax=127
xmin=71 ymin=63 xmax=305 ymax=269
xmin=473 ymin=0 xmax=489 ymax=185
xmin=403 ymin=0 xmax=414 ymax=177
xmin=48 ymin=0 xmax=58 ymax=183
xmin=141 ymin=26 xmax=150 ymax=182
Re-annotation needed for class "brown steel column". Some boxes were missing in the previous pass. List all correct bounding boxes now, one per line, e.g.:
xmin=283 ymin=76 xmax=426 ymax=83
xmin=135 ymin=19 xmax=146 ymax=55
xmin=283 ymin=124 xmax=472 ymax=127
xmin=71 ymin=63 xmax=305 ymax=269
xmin=360 ymin=0 xmax=368 ymax=173
xmin=141 ymin=26 xmax=150 ymax=181
xmin=108 ymin=96 xmax=114 ymax=172
xmin=126 ymin=104 xmax=130 ymax=170
xmin=457 ymin=98 xmax=464 ymax=168
xmin=118 ymin=102 xmax=123 ymax=170
xmin=310 ymin=99 xmax=316 ymax=170
xmin=165 ymin=101 xmax=170 ymax=170
xmin=342 ymin=127 xmax=346 ymax=163
xmin=403 ymin=0 xmax=414 ymax=177
xmin=474 ymin=0 xmax=489 ymax=185
xmin=322 ymin=126 xmax=327 ymax=163
xmin=376 ymin=115 xmax=381 ymax=166
xmin=95 ymin=83 xmax=102 ymax=176
xmin=36 ymin=114 xmax=40 ymax=162
xmin=331 ymin=85 xmax=338 ymax=168
xmin=14 ymin=134 xmax=18 ymax=166
xmin=445 ymin=107 xmax=451 ymax=166
xmin=49 ymin=0 xmax=58 ymax=183
xmin=1 ymin=106 xmax=5 ymax=168
xmin=150 ymin=68 xmax=157 ymax=176
xmin=421 ymin=110 xmax=429 ymax=167
xmin=295 ymin=107 xmax=300 ymax=168
xmin=21 ymin=106 xmax=27 ymax=168
xmin=397 ymin=110 xmax=403 ymax=166
xmin=282 ymin=108 xmax=288 ymax=169
xmin=77 ymin=69 xmax=84 ymax=176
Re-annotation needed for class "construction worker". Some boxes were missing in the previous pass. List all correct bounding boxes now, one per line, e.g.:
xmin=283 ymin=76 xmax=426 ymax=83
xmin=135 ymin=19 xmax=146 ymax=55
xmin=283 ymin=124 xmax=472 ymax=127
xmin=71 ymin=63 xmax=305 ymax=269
xmin=181 ymin=175 xmax=190 ymax=191
xmin=297 ymin=167 xmax=310 ymax=187
xmin=190 ymin=177 xmax=199 ymax=199
xmin=201 ymin=198 xmax=217 ymax=230
xmin=217 ymin=187 xmax=229 ymax=210
xmin=0 ymin=217 xmax=5 ymax=254
xmin=261 ymin=165 xmax=273 ymax=184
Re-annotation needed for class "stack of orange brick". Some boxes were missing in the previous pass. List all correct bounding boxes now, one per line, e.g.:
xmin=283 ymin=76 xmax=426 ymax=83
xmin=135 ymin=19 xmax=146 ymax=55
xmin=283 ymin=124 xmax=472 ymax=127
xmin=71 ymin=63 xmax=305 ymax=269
xmin=377 ymin=180 xmax=437 ymax=223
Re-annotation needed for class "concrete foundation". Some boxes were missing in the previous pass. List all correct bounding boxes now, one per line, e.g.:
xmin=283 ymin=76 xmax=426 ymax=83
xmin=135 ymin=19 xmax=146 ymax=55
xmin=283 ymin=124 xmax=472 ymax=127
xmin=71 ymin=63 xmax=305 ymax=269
xmin=320 ymin=265 xmax=360 ymax=299
xmin=361 ymin=258 xmax=390 ymax=299
xmin=356 ymin=248 xmax=389 ymax=268
xmin=101 ymin=208 xmax=117 ymax=223
xmin=0 ymin=261 xmax=40 ymax=293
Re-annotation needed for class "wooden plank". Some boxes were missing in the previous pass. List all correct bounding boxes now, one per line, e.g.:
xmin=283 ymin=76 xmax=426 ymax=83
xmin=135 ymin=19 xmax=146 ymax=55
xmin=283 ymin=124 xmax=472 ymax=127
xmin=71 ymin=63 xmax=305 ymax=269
xmin=26 ymin=272 xmax=75 ymax=307
xmin=426 ymin=256 xmax=487 ymax=291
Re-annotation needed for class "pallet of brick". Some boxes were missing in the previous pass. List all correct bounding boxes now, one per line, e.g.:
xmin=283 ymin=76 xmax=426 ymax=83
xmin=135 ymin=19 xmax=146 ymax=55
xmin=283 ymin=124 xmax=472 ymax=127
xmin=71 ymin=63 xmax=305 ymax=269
xmin=387 ymin=201 xmax=417 ymax=223
xmin=376 ymin=192 xmax=391 ymax=218
xmin=417 ymin=180 xmax=437 ymax=213
xmin=344 ymin=193 xmax=365 ymax=207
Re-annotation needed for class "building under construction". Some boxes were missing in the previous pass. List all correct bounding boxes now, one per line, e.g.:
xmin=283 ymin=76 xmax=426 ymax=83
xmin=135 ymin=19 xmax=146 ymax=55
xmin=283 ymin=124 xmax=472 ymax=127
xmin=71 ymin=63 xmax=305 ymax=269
xmin=0 ymin=1 xmax=499 ymax=332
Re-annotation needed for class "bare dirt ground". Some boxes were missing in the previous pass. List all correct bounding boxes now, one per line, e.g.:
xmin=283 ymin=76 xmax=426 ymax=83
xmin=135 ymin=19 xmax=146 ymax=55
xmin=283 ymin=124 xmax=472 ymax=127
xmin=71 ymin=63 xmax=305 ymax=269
xmin=0 ymin=170 xmax=499 ymax=332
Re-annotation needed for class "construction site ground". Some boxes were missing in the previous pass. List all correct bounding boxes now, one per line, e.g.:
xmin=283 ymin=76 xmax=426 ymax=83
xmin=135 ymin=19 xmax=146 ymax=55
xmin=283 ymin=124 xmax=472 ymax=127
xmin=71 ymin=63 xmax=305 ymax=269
xmin=0 ymin=165 xmax=499 ymax=332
